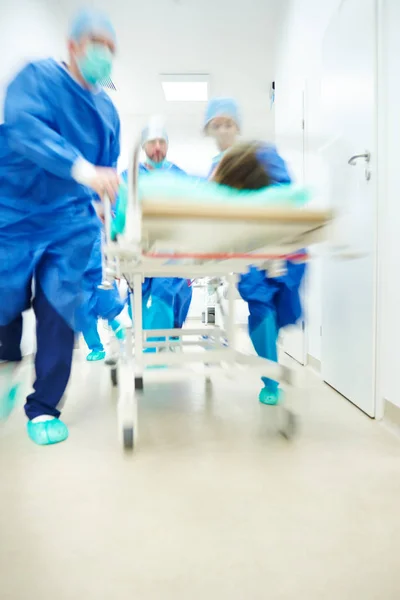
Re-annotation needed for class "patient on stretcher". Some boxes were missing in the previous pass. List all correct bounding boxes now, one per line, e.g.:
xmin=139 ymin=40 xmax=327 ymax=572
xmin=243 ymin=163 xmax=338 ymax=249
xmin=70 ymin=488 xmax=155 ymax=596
xmin=211 ymin=142 xmax=272 ymax=190
xmin=112 ymin=141 xmax=305 ymax=403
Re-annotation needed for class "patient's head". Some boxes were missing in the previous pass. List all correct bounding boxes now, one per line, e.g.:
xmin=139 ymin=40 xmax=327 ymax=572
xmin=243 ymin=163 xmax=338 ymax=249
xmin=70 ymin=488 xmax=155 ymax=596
xmin=212 ymin=142 xmax=271 ymax=190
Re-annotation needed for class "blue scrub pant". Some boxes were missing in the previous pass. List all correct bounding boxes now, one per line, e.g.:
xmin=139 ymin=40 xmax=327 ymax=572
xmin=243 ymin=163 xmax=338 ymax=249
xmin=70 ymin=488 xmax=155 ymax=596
xmin=137 ymin=278 xmax=192 ymax=330
xmin=0 ymin=279 xmax=74 ymax=420
xmin=0 ymin=202 xmax=99 ymax=420
xmin=82 ymin=318 xmax=104 ymax=353
xmin=80 ymin=284 xmax=124 ymax=353
xmin=238 ymin=267 xmax=280 ymax=394
xmin=127 ymin=283 xmax=174 ymax=352
xmin=82 ymin=318 xmax=121 ymax=353
xmin=127 ymin=278 xmax=192 ymax=347
xmin=248 ymin=310 xmax=279 ymax=394
xmin=173 ymin=279 xmax=193 ymax=328
xmin=78 ymin=230 xmax=125 ymax=353
xmin=238 ymin=262 xmax=306 ymax=393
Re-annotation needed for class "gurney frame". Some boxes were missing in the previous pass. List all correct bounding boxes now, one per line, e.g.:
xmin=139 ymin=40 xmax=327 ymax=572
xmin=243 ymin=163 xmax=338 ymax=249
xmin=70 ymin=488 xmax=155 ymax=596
xmin=101 ymin=141 xmax=328 ymax=451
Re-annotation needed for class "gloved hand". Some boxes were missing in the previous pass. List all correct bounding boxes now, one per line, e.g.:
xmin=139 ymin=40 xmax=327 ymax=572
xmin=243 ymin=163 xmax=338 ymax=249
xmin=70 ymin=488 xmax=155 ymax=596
xmin=72 ymin=159 xmax=120 ymax=201
xmin=89 ymin=167 xmax=120 ymax=201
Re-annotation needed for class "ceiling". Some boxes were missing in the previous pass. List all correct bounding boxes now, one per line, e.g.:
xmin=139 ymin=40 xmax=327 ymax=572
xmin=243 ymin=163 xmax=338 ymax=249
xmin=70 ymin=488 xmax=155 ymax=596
xmin=59 ymin=0 xmax=289 ymax=139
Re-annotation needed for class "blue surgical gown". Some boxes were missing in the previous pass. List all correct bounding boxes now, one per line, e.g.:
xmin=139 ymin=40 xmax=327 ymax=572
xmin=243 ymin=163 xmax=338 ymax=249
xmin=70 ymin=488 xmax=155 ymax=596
xmin=76 ymin=228 xmax=124 ymax=335
xmin=211 ymin=143 xmax=306 ymax=393
xmin=0 ymin=59 xmax=120 ymax=331
xmin=120 ymin=165 xmax=193 ymax=341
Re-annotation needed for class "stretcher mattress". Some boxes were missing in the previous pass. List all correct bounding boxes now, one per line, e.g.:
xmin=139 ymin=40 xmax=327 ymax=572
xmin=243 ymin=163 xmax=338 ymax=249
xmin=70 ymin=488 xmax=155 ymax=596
xmin=115 ymin=174 xmax=333 ymax=255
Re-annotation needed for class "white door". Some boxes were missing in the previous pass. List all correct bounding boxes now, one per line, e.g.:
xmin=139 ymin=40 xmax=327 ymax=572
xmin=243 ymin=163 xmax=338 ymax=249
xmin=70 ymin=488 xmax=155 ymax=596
xmin=281 ymin=90 xmax=307 ymax=365
xmin=320 ymin=0 xmax=377 ymax=416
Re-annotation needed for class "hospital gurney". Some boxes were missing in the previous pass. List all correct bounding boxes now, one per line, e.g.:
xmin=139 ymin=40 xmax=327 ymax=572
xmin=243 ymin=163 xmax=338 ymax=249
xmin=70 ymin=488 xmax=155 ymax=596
xmin=101 ymin=142 xmax=332 ymax=451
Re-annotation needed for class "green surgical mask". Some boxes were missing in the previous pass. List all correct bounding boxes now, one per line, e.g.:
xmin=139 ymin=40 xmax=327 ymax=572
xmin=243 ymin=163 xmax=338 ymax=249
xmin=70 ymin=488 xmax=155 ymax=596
xmin=77 ymin=43 xmax=113 ymax=86
xmin=146 ymin=157 xmax=166 ymax=169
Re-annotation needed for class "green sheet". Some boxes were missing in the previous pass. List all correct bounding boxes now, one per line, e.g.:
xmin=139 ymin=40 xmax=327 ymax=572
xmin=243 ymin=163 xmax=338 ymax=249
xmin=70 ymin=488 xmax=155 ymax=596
xmin=111 ymin=172 xmax=310 ymax=240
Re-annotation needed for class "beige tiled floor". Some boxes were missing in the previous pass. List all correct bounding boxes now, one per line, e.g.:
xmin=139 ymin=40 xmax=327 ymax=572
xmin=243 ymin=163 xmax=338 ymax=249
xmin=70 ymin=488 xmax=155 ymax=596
xmin=1 ymin=351 xmax=400 ymax=600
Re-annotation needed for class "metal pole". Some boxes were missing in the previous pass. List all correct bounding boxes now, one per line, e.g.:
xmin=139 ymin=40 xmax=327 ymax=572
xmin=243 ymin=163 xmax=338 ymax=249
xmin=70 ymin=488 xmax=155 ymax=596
xmin=123 ymin=140 xmax=142 ymax=247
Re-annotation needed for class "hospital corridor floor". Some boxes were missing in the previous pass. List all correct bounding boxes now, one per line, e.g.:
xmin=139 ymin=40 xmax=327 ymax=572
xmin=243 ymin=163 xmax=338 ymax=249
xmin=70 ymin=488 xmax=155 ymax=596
xmin=1 ymin=347 xmax=400 ymax=600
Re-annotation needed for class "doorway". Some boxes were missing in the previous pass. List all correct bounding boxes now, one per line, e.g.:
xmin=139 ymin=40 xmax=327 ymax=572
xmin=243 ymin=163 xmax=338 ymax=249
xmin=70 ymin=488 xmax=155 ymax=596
xmin=320 ymin=0 xmax=377 ymax=417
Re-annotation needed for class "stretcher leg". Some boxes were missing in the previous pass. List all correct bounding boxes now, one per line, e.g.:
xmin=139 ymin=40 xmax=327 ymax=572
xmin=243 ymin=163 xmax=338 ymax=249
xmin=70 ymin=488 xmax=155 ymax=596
xmin=133 ymin=273 xmax=144 ymax=390
xmin=116 ymin=274 xmax=143 ymax=451
xmin=117 ymin=362 xmax=137 ymax=452
xmin=277 ymin=366 xmax=298 ymax=440
xmin=226 ymin=273 xmax=236 ymax=356
xmin=107 ymin=265 xmax=302 ymax=450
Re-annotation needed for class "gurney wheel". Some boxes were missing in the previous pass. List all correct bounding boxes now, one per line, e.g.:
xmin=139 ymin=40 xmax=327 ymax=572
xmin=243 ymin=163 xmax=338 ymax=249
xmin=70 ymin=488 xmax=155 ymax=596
xmin=134 ymin=377 xmax=144 ymax=391
xmin=123 ymin=426 xmax=135 ymax=451
xmin=105 ymin=357 xmax=118 ymax=367
xmin=280 ymin=409 xmax=297 ymax=440
xmin=111 ymin=368 xmax=118 ymax=387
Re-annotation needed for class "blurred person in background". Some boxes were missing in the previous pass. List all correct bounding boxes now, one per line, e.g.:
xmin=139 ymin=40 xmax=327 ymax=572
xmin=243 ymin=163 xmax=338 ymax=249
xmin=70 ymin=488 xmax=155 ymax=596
xmin=140 ymin=122 xmax=186 ymax=174
xmin=80 ymin=231 xmax=126 ymax=362
xmin=204 ymin=98 xmax=305 ymax=406
xmin=121 ymin=121 xmax=193 ymax=351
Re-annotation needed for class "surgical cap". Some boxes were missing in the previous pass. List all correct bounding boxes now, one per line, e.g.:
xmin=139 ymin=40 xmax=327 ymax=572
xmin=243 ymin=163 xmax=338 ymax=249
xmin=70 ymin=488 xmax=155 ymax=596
xmin=141 ymin=122 xmax=169 ymax=146
xmin=204 ymin=97 xmax=241 ymax=131
xmin=69 ymin=8 xmax=116 ymax=45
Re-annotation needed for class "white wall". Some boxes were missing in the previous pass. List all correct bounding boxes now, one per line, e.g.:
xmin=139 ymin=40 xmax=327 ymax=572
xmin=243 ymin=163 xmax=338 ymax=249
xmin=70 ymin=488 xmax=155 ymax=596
xmin=0 ymin=0 xmax=65 ymax=355
xmin=0 ymin=0 xmax=66 ymax=119
xmin=275 ymin=0 xmax=342 ymax=362
xmin=276 ymin=0 xmax=400 ymax=420
xmin=377 ymin=0 xmax=400 ymax=410
xmin=168 ymin=139 xmax=216 ymax=177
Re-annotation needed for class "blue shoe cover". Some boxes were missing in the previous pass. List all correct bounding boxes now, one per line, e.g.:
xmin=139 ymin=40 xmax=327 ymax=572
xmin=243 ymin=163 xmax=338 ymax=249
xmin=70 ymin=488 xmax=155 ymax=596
xmin=259 ymin=387 xmax=282 ymax=406
xmin=86 ymin=350 xmax=106 ymax=362
xmin=27 ymin=419 xmax=69 ymax=446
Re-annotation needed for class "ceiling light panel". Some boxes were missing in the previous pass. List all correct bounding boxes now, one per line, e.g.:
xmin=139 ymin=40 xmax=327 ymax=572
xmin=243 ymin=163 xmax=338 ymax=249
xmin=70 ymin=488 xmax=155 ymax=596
xmin=160 ymin=74 xmax=209 ymax=102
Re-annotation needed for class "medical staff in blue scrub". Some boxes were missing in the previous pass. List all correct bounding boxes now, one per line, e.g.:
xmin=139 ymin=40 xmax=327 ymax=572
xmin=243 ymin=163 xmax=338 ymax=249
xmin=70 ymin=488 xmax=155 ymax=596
xmin=204 ymin=98 xmax=306 ymax=405
xmin=122 ymin=122 xmax=193 ymax=345
xmin=140 ymin=122 xmax=186 ymax=176
xmin=80 ymin=231 xmax=125 ymax=362
xmin=0 ymin=9 xmax=120 ymax=445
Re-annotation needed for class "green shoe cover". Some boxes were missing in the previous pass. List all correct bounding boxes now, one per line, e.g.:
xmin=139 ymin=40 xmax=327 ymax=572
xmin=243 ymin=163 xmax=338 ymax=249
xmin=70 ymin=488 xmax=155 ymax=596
xmin=259 ymin=387 xmax=282 ymax=406
xmin=27 ymin=419 xmax=69 ymax=446
xmin=114 ymin=326 xmax=125 ymax=341
xmin=109 ymin=319 xmax=126 ymax=341
xmin=86 ymin=350 xmax=106 ymax=362
xmin=0 ymin=383 xmax=19 ymax=421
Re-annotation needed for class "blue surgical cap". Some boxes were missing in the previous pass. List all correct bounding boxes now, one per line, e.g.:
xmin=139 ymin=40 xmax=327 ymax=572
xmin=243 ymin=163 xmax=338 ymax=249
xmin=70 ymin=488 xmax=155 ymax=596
xmin=141 ymin=125 xmax=169 ymax=146
xmin=204 ymin=97 xmax=241 ymax=131
xmin=69 ymin=8 xmax=116 ymax=45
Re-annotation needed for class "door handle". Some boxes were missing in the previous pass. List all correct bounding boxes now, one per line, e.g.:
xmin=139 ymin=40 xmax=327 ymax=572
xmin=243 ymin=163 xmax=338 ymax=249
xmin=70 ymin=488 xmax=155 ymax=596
xmin=348 ymin=151 xmax=371 ymax=166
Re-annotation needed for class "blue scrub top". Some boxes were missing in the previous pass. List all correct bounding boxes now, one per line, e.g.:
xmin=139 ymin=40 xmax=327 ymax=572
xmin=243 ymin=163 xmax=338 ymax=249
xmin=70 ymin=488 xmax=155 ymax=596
xmin=0 ymin=58 xmax=120 ymax=229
